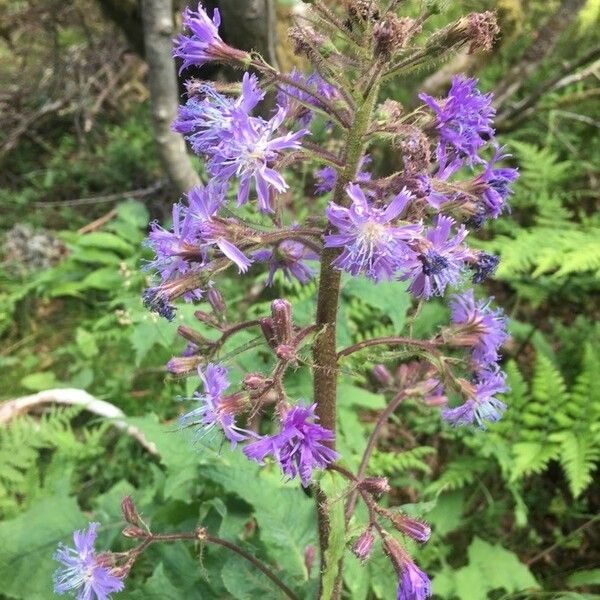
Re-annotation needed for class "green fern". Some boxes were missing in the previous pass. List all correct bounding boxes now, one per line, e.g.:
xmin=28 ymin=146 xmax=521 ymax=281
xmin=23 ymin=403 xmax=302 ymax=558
xmin=0 ymin=407 xmax=108 ymax=517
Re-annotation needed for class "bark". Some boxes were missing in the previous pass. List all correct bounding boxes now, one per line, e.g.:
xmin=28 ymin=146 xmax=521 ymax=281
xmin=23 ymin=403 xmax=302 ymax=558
xmin=142 ymin=0 xmax=200 ymax=196
xmin=493 ymin=0 xmax=587 ymax=109
xmin=217 ymin=0 xmax=279 ymax=68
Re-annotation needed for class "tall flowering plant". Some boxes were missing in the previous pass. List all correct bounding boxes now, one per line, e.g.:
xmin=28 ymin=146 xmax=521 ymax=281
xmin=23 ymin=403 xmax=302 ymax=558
xmin=53 ymin=2 xmax=517 ymax=599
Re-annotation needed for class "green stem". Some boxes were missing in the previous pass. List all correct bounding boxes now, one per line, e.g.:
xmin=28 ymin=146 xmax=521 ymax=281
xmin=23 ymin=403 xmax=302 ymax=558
xmin=313 ymin=80 xmax=381 ymax=600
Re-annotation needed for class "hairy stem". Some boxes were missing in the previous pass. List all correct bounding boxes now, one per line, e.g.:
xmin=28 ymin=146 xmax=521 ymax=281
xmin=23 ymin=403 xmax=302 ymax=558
xmin=313 ymin=81 xmax=381 ymax=600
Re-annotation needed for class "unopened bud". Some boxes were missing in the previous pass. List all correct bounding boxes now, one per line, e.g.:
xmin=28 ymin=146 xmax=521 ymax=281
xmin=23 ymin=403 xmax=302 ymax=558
xmin=260 ymin=317 xmax=278 ymax=350
xmin=346 ymin=0 xmax=379 ymax=23
xmin=390 ymin=515 xmax=431 ymax=543
xmin=351 ymin=529 xmax=375 ymax=561
xmin=361 ymin=476 xmax=391 ymax=496
xmin=177 ymin=325 xmax=210 ymax=346
xmin=243 ymin=372 xmax=268 ymax=391
xmin=374 ymin=15 xmax=420 ymax=58
xmin=207 ymin=288 xmax=226 ymax=315
xmin=466 ymin=11 xmax=499 ymax=53
xmin=166 ymin=354 xmax=203 ymax=375
xmin=372 ymin=364 xmax=394 ymax=387
xmin=271 ymin=299 xmax=293 ymax=346
xmin=276 ymin=344 xmax=297 ymax=362
xmin=122 ymin=526 xmax=146 ymax=539
xmin=121 ymin=496 xmax=141 ymax=526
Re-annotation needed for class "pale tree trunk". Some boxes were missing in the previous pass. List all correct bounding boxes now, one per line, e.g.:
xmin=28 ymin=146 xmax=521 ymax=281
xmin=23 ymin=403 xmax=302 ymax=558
xmin=142 ymin=0 xmax=200 ymax=196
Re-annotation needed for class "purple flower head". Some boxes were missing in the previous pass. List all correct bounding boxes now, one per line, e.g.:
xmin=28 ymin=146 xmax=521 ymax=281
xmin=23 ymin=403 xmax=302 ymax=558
xmin=397 ymin=560 xmax=432 ymax=600
xmin=401 ymin=215 xmax=468 ymax=298
xmin=186 ymin=184 xmax=252 ymax=273
xmin=443 ymin=369 xmax=508 ymax=428
xmin=315 ymin=155 xmax=371 ymax=195
xmin=253 ymin=239 xmax=318 ymax=286
xmin=451 ymin=289 xmax=508 ymax=369
xmin=475 ymin=146 xmax=519 ymax=218
xmin=173 ymin=74 xmax=264 ymax=155
xmin=53 ymin=522 xmax=124 ymax=600
xmin=144 ymin=203 xmax=202 ymax=283
xmin=180 ymin=363 xmax=251 ymax=448
xmin=420 ymin=76 xmax=495 ymax=165
xmin=142 ymin=287 xmax=177 ymax=321
xmin=243 ymin=403 xmax=339 ymax=486
xmin=209 ymin=107 xmax=309 ymax=212
xmin=325 ymin=184 xmax=421 ymax=281
xmin=471 ymin=251 xmax=500 ymax=284
xmin=174 ymin=4 xmax=248 ymax=72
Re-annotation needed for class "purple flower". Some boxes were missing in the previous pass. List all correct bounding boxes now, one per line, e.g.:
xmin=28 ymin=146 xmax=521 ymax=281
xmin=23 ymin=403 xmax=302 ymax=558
xmin=420 ymin=76 xmax=495 ymax=165
xmin=208 ymin=106 xmax=309 ymax=212
xmin=187 ymin=184 xmax=252 ymax=273
xmin=180 ymin=363 xmax=251 ymax=448
xmin=401 ymin=215 xmax=468 ymax=298
xmin=315 ymin=155 xmax=371 ymax=195
xmin=325 ymin=184 xmax=421 ymax=281
xmin=243 ymin=403 xmax=339 ymax=486
xmin=253 ymin=240 xmax=318 ymax=285
xmin=451 ymin=289 xmax=508 ymax=369
xmin=475 ymin=146 xmax=519 ymax=218
xmin=397 ymin=560 xmax=432 ymax=600
xmin=471 ymin=251 xmax=500 ymax=284
xmin=443 ymin=369 xmax=508 ymax=428
xmin=144 ymin=203 xmax=202 ymax=283
xmin=53 ymin=522 xmax=124 ymax=600
xmin=351 ymin=529 xmax=375 ymax=562
xmin=142 ymin=287 xmax=177 ymax=321
xmin=173 ymin=4 xmax=248 ymax=72
xmin=173 ymin=74 xmax=264 ymax=155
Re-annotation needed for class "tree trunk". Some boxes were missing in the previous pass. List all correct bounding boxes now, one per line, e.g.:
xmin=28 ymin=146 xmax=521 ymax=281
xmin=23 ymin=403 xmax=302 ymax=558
xmin=141 ymin=0 xmax=200 ymax=197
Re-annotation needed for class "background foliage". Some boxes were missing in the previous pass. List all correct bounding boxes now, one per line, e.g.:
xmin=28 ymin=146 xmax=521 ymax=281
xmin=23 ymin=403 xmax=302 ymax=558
xmin=0 ymin=0 xmax=598 ymax=598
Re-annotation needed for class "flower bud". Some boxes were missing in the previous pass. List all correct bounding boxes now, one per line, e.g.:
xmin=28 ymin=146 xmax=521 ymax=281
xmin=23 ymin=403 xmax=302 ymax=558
xmin=166 ymin=354 xmax=203 ymax=375
xmin=346 ymin=0 xmax=379 ymax=23
xmin=276 ymin=344 xmax=297 ymax=362
xmin=177 ymin=325 xmax=210 ymax=347
xmin=372 ymin=364 xmax=394 ymax=387
xmin=390 ymin=515 xmax=431 ymax=543
xmin=121 ymin=496 xmax=141 ymax=526
xmin=271 ymin=299 xmax=293 ymax=346
xmin=470 ymin=251 xmax=500 ymax=284
xmin=121 ymin=526 xmax=146 ymax=539
xmin=360 ymin=476 xmax=391 ymax=496
xmin=351 ymin=529 xmax=375 ymax=562
xmin=260 ymin=317 xmax=278 ymax=350
xmin=374 ymin=15 xmax=420 ymax=58
xmin=243 ymin=372 xmax=268 ymax=391
xmin=207 ymin=288 xmax=226 ymax=315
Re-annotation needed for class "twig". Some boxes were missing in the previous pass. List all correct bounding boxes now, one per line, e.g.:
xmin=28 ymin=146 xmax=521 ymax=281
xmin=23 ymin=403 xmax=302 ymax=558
xmin=77 ymin=208 xmax=118 ymax=234
xmin=34 ymin=180 xmax=167 ymax=207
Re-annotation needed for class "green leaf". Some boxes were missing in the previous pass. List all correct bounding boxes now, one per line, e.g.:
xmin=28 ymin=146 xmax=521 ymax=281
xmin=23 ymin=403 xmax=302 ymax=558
xmin=75 ymin=327 xmax=98 ymax=358
xmin=567 ymin=569 xmax=600 ymax=587
xmin=342 ymin=276 xmax=411 ymax=331
xmin=20 ymin=371 xmax=57 ymax=391
xmin=81 ymin=267 xmax=124 ymax=291
xmin=221 ymin=555 xmax=289 ymax=600
xmin=338 ymin=383 xmax=385 ymax=409
xmin=77 ymin=231 xmax=133 ymax=255
xmin=116 ymin=200 xmax=149 ymax=228
xmin=0 ymin=496 xmax=86 ymax=600
xmin=202 ymin=451 xmax=316 ymax=584
xmin=130 ymin=317 xmax=177 ymax=365
xmin=434 ymin=537 xmax=538 ymax=600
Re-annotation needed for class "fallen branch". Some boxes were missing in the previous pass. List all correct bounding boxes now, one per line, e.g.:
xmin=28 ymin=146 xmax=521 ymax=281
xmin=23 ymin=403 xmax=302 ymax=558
xmin=0 ymin=388 xmax=158 ymax=456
